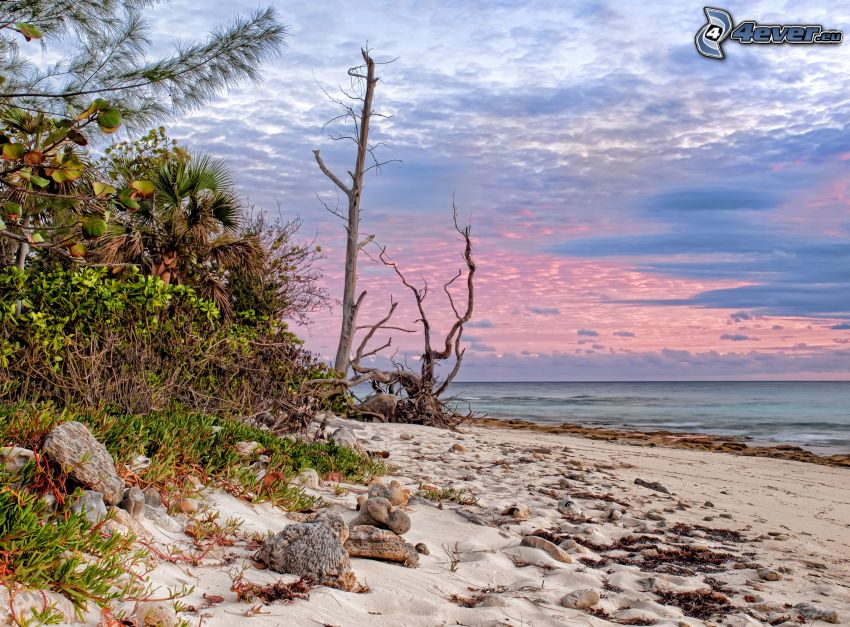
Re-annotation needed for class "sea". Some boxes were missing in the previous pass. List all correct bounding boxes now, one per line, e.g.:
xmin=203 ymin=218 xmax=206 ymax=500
xmin=446 ymin=381 xmax=850 ymax=454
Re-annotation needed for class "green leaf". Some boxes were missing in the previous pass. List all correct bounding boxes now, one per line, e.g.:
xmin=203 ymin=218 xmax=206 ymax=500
xmin=31 ymin=232 xmax=45 ymax=244
xmin=0 ymin=218 xmax=6 ymax=230
xmin=3 ymin=202 xmax=21 ymax=219
xmin=14 ymin=23 xmax=43 ymax=41
xmin=50 ymin=154 xmax=84 ymax=183
xmin=77 ymin=98 xmax=110 ymax=120
xmin=30 ymin=175 xmax=50 ymax=188
xmin=2 ymin=143 xmax=27 ymax=161
xmin=117 ymin=188 xmax=140 ymax=210
xmin=93 ymin=182 xmax=116 ymax=198
xmin=130 ymin=180 xmax=155 ymax=198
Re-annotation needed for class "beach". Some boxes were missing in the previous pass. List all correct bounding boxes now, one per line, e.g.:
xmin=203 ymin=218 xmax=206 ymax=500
xmin=79 ymin=419 xmax=850 ymax=627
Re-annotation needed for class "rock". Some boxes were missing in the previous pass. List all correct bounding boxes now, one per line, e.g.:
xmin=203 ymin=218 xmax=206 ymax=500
xmin=634 ymin=478 xmax=670 ymax=494
xmin=293 ymin=468 xmax=320 ymax=489
xmin=134 ymin=601 xmax=177 ymax=627
xmin=119 ymin=486 xmax=145 ymax=520
xmin=129 ymin=454 xmax=151 ymax=472
xmin=794 ymin=603 xmax=839 ymax=623
xmin=235 ymin=441 xmax=259 ymax=457
xmin=0 ymin=446 xmax=34 ymax=471
xmin=607 ymin=509 xmax=622 ymax=521
xmin=357 ymin=393 xmax=397 ymax=421
xmin=521 ymin=536 xmax=573 ymax=563
xmin=256 ymin=511 xmax=356 ymax=589
xmin=331 ymin=426 xmax=365 ymax=454
xmin=502 ymin=502 xmax=532 ymax=520
xmin=368 ymin=479 xmax=411 ymax=506
xmin=646 ymin=511 xmax=664 ymax=521
xmin=106 ymin=506 xmax=150 ymax=540
xmin=399 ymin=432 xmax=414 ymax=441
xmin=71 ymin=490 xmax=107 ymax=524
xmin=450 ymin=443 xmax=466 ymax=453
xmin=561 ymin=589 xmax=600 ymax=609
xmin=558 ymin=498 xmax=582 ymax=516
xmin=352 ymin=495 xmax=412 ymax=535
xmin=558 ymin=538 xmax=578 ymax=550
xmin=43 ymin=421 xmax=124 ymax=504
xmin=415 ymin=542 xmax=430 ymax=555
xmin=0 ymin=587 xmax=77 ymax=624
xmin=177 ymin=498 xmax=199 ymax=514
xmin=758 ymin=568 xmax=782 ymax=581
xmin=345 ymin=524 xmax=419 ymax=567
xmin=144 ymin=505 xmax=184 ymax=532
xmin=143 ymin=486 xmax=162 ymax=507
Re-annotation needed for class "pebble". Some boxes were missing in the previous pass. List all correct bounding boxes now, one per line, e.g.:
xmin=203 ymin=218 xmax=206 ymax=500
xmin=119 ymin=486 xmax=146 ymax=520
xmin=557 ymin=498 xmax=583 ymax=516
xmin=293 ymin=468 xmax=320 ymax=489
xmin=399 ymin=432 xmax=414 ymax=441
xmin=561 ymin=589 xmax=600 ymax=609
xmin=0 ymin=446 xmax=34 ymax=471
xmin=143 ymin=486 xmax=162 ymax=508
xmin=521 ymin=536 xmax=573 ymax=563
xmin=450 ymin=443 xmax=466 ymax=453
xmin=178 ymin=498 xmax=199 ymax=514
xmin=794 ymin=602 xmax=839 ymax=624
xmin=235 ymin=441 xmax=259 ymax=457
xmin=415 ymin=542 xmax=430 ymax=555
xmin=502 ymin=502 xmax=531 ymax=521
xmin=558 ymin=539 xmax=577 ymax=550
xmin=646 ymin=511 xmax=664 ymax=521
xmin=634 ymin=478 xmax=670 ymax=494
xmin=757 ymin=568 xmax=782 ymax=581
xmin=71 ymin=490 xmax=107 ymax=524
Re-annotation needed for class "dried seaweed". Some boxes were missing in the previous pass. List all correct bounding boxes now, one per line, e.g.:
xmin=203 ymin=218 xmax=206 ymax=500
xmin=655 ymin=589 xmax=732 ymax=619
xmin=667 ymin=522 xmax=746 ymax=543
xmin=230 ymin=576 xmax=313 ymax=604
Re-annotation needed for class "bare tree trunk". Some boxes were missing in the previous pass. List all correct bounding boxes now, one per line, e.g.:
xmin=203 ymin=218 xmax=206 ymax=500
xmin=15 ymin=216 xmax=30 ymax=271
xmin=314 ymin=48 xmax=379 ymax=374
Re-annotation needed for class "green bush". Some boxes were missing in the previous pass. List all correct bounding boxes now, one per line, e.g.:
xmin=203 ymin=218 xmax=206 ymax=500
xmin=0 ymin=265 xmax=338 ymax=428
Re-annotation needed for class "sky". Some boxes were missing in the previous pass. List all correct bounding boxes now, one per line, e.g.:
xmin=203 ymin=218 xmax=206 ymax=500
xmin=145 ymin=0 xmax=850 ymax=380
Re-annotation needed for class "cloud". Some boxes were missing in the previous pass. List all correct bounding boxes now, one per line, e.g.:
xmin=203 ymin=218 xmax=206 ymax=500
xmin=720 ymin=334 xmax=759 ymax=342
xmin=466 ymin=319 xmax=495 ymax=328
xmin=729 ymin=311 xmax=752 ymax=322
xmin=577 ymin=329 xmax=599 ymax=337
xmin=830 ymin=323 xmax=850 ymax=330
xmin=613 ymin=330 xmax=636 ymax=337
xmin=528 ymin=306 xmax=560 ymax=316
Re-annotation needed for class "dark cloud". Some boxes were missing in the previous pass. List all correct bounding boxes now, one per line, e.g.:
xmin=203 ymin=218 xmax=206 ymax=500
xmin=577 ymin=329 xmax=599 ymax=337
xmin=466 ymin=319 xmax=495 ymax=328
xmin=831 ymin=323 xmax=850 ymax=330
xmin=613 ymin=330 xmax=636 ymax=337
xmin=528 ymin=306 xmax=561 ymax=316
xmin=720 ymin=334 xmax=759 ymax=342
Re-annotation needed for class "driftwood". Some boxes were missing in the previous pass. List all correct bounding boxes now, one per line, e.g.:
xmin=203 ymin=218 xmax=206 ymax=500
xmin=344 ymin=525 xmax=419 ymax=567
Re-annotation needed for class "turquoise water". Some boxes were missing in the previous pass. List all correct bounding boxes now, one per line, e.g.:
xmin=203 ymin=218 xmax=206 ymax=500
xmin=446 ymin=381 xmax=850 ymax=453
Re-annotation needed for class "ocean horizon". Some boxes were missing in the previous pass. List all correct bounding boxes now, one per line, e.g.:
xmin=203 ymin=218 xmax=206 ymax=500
xmin=446 ymin=380 xmax=850 ymax=453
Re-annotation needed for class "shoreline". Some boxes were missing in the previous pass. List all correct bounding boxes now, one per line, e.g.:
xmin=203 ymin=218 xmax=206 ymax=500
xmin=470 ymin=417 xmax=850 ymax=468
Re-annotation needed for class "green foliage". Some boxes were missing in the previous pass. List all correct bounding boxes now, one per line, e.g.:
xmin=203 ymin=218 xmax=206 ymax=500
xmin=0 ymin=264 xmax=342 ymax=422
xmin=415 ymin=484 xmax=479 ymax=505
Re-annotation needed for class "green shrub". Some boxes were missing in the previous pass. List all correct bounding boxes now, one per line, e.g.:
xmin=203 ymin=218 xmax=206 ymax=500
xmin=0 ymin=265 xmax=339 ymax=427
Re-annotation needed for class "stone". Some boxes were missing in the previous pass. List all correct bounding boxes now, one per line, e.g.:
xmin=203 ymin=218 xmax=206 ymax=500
xmin=502 ymin=502 xmax=532 ymax=520
xmin=345 ymin=524 xmax=419 ymax=567
xmin=646 ymin=511 xmax=664 ymax=521
xmin=144 ymin=505 xmax=184 ymax=532
xmin=450 ymin=443 xmax=466 ymax=453
xmin=331 ymin=426 xmax=364 ymax=453
xmin=352 ymin=494 xmax=412 ymax=535
xmin=368 ymin=479 xmax=411 ymax=507
xmin=794 ymin=603 xmax=839 ymax=624
xmin=256 ymin=511 xmax=356 ymax=589
xmin=399 ymin=432 xmax=414 ymax=441
xmin=0 ymin=446 xmax=34 ymax=471
xmin=521 ymin=536 xmax=573 ymax=563
xmin=561 ymin=589 xmax=600 ymax=610
xmin=356 ymin=393 xmax=398 ymax=421
xmin=0 ymin=587 xmax=77 ymax=624
xmin=177 ymin=498 xmax=199 ymax=514
xmin=71 ymin=490 xmax=107 ymax=524
xmin=143 ymin=486 xmax=162 ymax=507
xmin=293 ymin=468 xmax=320 ymax=489
xmin=134 ymin=601 xmax=177 ymax=627
xmin=607 ymin=509 xmax=623 ymax=521
xmin=119 ymin=486 xmax=146 ymax=520
xmin=43 ymin=421 xmax=124 ymax=504
xmin=106 ymin=506 xmax=150 ymax=540
xmin=558 ymin=539 xmax=578 ymax=551
xmin=558 ymin=498 xmax=582 ymax=516
xmin=415 ymin=542 xmax=430 ymax=555
xmin=758 ymin=568 xmax=782 ymax=581
xmin=235 ymin=441 xmax=260 ymax=457
xmin=129 ymin=454 xmax=151 ymax=472
xmin=634 ymin=478 xmax=670 ymax=494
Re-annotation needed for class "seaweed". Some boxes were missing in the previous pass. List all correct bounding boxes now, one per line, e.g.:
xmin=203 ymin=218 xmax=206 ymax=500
xmin=655 ymin=589 xmax=732 ymax=620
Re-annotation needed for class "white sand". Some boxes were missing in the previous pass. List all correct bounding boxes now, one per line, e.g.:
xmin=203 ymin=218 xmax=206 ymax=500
xmin=117 ymin=422 xmax=850 ymax=626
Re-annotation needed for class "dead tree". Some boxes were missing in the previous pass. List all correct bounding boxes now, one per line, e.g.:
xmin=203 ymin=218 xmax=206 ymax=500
xmin=305 ymin=207 xmax=476 ymax=429
xmin=313 ymin=48 xmax=394 ymax=374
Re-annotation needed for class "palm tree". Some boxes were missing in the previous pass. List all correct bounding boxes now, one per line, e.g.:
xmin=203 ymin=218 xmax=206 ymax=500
xmin=93 ymin=154 xmax=265 ymax=316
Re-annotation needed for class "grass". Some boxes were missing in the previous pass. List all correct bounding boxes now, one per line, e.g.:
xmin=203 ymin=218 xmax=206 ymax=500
xmin=416 ymin=484 xmax=478 ymax=505
xmin=0 ymin=402 xmax=385 ymax=620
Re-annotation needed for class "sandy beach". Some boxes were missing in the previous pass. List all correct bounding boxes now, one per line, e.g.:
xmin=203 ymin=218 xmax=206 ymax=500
xmin=81 ymin=419 xmax=850 ymax=627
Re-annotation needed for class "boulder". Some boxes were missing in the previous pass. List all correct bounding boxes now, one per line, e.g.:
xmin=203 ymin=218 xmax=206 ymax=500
xmin=43 ymin=422 xmax=124 ymax=505
xmin=255 ymin=511 xmax=356 ymax=590
xmin=70 ymin=490 xmax=107 ymax=524
xmin=356 ymin=393 xmax=397 ymax=421
xmin=345 ymin=525 xmax=419 ymax=567
xmin=119 ymin=486 xmax=145 ymax=520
